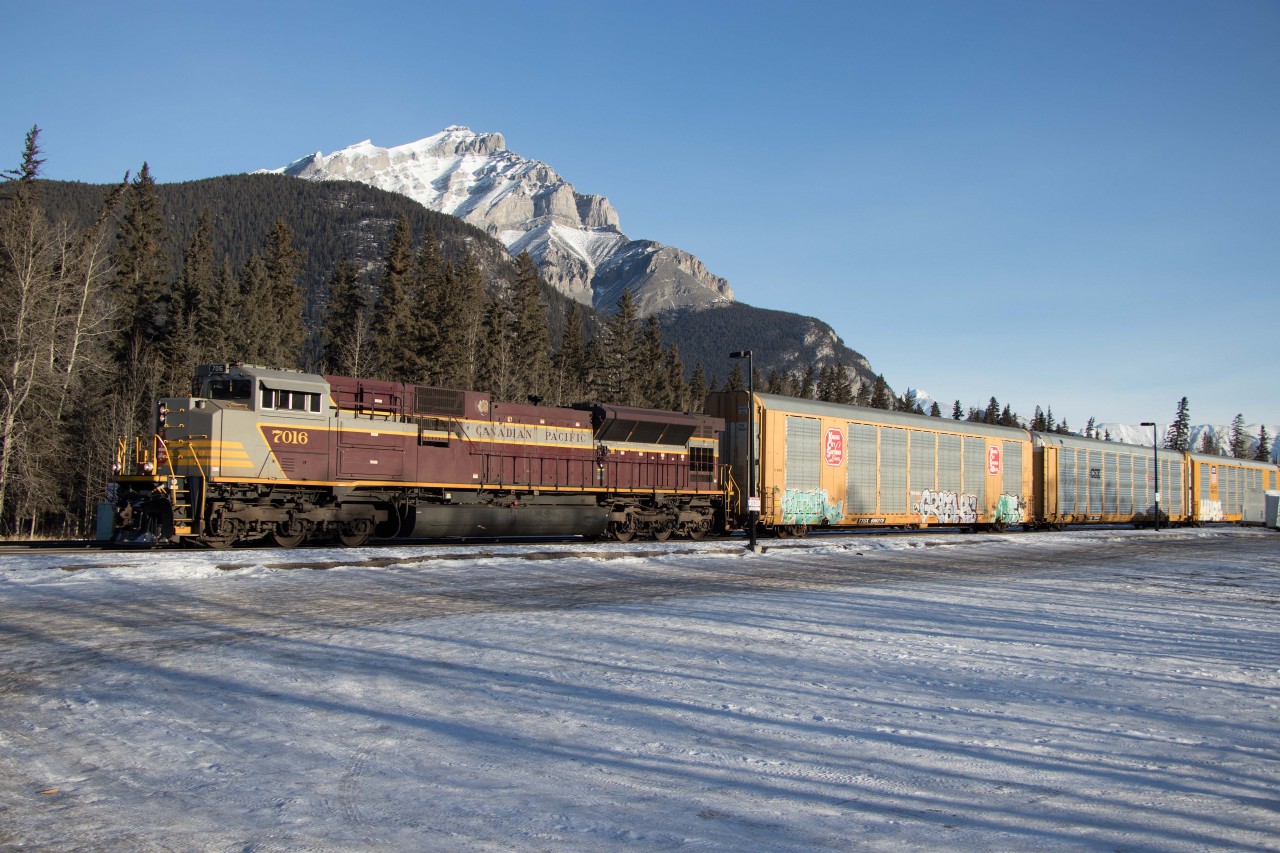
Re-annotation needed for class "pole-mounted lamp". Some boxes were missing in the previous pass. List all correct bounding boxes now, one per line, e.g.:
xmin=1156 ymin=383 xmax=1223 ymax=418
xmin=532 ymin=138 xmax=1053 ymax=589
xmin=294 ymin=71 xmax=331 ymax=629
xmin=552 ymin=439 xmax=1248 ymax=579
xmin=729 ymin=350 xmax=758 ymax=551
xmin=1140 ymin=422 xmax=1160 ymax=531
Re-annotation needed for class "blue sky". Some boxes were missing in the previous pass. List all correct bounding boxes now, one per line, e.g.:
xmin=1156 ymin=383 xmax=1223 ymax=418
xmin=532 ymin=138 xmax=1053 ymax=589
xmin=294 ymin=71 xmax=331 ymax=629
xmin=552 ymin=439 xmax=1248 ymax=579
xmin=4 ymin=0 xmax=1277 ymax=429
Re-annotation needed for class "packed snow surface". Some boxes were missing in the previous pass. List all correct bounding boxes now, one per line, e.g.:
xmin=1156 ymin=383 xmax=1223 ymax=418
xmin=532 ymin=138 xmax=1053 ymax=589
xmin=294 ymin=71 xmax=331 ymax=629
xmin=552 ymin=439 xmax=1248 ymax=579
xmin=1 ymin=528 xmax=1277 ymax=851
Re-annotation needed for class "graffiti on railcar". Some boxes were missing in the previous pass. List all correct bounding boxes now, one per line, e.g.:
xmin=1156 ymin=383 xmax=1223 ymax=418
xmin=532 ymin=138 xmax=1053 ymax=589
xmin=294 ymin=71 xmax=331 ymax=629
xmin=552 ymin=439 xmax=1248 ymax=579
xmin=780 ymin=489 xmax=844 ymax=525
xmin=914 ymin=489 xmax=979 ymax=524
xmin=995 ymin=493 xmax=1027 ymax=524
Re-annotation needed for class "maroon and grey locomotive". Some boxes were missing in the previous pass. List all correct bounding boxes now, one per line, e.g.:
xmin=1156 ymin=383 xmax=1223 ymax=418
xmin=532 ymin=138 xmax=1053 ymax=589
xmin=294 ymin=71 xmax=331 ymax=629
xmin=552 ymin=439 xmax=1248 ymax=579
xmin=111 ymin=364 xmax=726 ymax=547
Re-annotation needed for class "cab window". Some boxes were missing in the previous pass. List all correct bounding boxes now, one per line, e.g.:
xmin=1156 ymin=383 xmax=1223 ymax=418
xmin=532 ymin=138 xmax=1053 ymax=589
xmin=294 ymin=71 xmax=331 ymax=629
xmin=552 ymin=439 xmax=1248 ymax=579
xmin=208 ymin=378 xmax=252 ymax=400
xmin=260 ymin=383 xmax=321 ymax=413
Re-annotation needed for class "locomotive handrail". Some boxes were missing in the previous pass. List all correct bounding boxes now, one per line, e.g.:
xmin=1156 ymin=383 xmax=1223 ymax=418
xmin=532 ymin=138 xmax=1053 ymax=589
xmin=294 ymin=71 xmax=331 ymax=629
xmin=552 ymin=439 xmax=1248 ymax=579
xmin=722 ymin=464 xmax=741 ymax=513
xmin=157 ymin=435 xmax=207 ymax=480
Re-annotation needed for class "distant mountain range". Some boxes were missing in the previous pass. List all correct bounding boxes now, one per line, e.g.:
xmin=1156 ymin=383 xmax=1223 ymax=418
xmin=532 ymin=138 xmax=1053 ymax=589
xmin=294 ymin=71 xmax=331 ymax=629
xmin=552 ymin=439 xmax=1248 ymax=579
xmin=266 ymin=127 xmax=734 ymax=317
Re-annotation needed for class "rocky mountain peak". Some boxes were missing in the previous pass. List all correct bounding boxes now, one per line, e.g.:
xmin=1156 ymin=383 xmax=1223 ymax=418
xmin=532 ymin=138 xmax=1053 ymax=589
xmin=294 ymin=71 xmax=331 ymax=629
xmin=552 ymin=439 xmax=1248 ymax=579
xmin=266 ymin=127 xmax=732 ymax=315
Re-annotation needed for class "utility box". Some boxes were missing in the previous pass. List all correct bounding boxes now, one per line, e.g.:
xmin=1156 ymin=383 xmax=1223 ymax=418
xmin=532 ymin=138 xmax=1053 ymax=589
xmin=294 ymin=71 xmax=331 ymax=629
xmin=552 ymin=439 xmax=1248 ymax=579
xmin=95 ymin=502 xmax=116 ymax=541
xmin=1241 ymin=490 xmax=1280 ymax=529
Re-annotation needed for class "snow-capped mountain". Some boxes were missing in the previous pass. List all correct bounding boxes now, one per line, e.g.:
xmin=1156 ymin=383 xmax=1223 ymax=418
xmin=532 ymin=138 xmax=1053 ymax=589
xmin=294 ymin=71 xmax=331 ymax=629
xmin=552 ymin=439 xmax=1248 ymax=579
xmin=1101 ymin=422 xmax=1279 ymax=461
xmin=266 ymin=127 xmax=733 ymax=315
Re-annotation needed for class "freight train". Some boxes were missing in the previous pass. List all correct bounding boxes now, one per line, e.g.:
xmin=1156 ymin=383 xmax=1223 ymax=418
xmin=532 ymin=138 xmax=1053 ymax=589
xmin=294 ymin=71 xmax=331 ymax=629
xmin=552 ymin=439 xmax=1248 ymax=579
xmin=109 ymin=365 xmax=1280 ymax=546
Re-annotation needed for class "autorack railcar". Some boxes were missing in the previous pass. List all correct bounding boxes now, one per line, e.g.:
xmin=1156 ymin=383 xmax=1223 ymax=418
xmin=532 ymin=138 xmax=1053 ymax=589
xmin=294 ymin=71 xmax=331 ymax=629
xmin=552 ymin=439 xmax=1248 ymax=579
xmin=1032 ymin=432 xmax=1188 ymax=528
xmin=706 ymin=391 xmax=1034 ymax=535
xmin=1188 ymin=452 xmax=1280 ymax=523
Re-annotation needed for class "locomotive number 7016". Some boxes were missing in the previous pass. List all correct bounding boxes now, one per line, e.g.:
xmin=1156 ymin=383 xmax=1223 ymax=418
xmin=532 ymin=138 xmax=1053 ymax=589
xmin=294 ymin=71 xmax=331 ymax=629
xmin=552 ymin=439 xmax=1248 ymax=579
xmin=271 ymin=429 xmax=310 ymax=445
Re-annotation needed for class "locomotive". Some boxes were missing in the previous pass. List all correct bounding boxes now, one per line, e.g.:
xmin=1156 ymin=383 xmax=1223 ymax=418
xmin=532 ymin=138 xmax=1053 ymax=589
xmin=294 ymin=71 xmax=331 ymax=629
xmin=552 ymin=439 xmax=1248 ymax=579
xmin=111 ymin=364 xmax=726 ymax=547
xmin=111 ymin=365 xmax=1280 ymax=547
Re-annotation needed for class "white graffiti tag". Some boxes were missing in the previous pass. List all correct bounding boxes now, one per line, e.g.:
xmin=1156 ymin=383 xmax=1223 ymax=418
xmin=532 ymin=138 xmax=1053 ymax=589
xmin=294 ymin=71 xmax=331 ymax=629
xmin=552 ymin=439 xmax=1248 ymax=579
xmin=914 ymin=489 xmax=979 ymax=524
xmin=1199 ymin=500 xmax=1224 ymax=523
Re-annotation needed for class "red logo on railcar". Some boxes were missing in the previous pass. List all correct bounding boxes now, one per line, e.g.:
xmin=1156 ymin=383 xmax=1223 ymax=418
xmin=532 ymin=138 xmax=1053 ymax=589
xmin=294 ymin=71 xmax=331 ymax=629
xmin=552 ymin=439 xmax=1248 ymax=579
xmin=988 ymin=444 xmax=1001 ymax=475
xmin=824 ymin=428 xmax=844 ymax=466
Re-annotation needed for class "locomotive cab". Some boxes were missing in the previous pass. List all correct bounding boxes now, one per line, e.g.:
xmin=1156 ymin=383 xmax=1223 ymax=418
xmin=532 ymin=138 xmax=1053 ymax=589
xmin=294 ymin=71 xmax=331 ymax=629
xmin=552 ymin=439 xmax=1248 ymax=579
xmin=111 ymin=364 xmax=336 ymax=544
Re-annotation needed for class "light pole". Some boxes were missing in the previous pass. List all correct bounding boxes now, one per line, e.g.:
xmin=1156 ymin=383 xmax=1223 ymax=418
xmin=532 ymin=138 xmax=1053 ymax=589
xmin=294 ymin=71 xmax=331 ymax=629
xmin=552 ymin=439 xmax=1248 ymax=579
xmin=1140 ymin=422 xmax=1160 ymax=531
xmin=729 ymin=350 xmax=758 ymax=551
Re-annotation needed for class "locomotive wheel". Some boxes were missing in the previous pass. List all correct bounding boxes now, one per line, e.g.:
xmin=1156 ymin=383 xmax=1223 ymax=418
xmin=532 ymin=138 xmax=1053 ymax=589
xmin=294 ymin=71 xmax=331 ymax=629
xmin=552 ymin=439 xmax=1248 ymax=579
xmin=610 ymin=516 xmax=637 ymax=542
xmin=338 ymin=520 xmax=372 ymax=548
xmin=687 ymin=525 xmax=706 ymax=541
xmin=271 ymin=530 xmax=307 ymax=548
xmin=653 ymin=524 xmax=673 ymax=542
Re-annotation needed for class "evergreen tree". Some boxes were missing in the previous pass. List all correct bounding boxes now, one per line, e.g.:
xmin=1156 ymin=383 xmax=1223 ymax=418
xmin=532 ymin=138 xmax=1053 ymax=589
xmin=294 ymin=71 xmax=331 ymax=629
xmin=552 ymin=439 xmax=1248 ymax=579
xmin=952 ymin=400 xmax=963 ymax=420
xmin=815 ymin=364 xmax=834 ymax=402
xmin=410 ymin=227 xmax=446 ymax=380
xmin=2 ymin=124 xmax=45 ymax=185
xmin=477 ymin=291 xmax=515 ymax=399
xmin=369 ymin=215 xmax=418 ymax=381
xmin=1165 ymin=397 xmax=1191 ymax=451
xmin=162 ymin=211 xmax=215 ymax=394
xmin=636 ymin=315 xmax=666 ymax=407
xmin=1031 ymin=406 xmax=1047 ymax=432
xmin=831 ymin=362 xmax=854 ymax=405
xmin=999 ymin=404 xmax=1016 ymax=427
xmin=661 ymin=344 xmax=688 ymax=411
xmin=688 ymin=364 xmax=707 ymax=413
xmin=1085 ymin=417 xmax=1096 ymax=439
xmin=854 ymin=379 xmax=872 ymax=407
xmin=1255 ymin=425 xmax=1272 ymax=462
xmin=595 ymin=290 xmax=640 ymax=404
xmin=206 ymin=258 xmax=241 ymax=362
xmin=869 ymin=374 xmax=891 ymax=410
xmin=984 ymin=397 xmax=1000 ymax=425
xmin=507 ymin=251 xmax=551 ymax=402
xmin=260 ymin=219 xmax=305 ymax=368
xmin=724 ymin=362 xmax=744 ymax=393
xmin=319 ymin=259 xmax=370 ymax=376
xmin=1229 ymin=413 xmax=1249 ymax=459
xmin=929 ymin=401 xmax=942 ymax=417
xmin=426 ymin=251 xmax=485 ymax=389
xmin=551 ymin=301 xmax=587 ymax=406
xmin=234 ymin=254 xmax=273 ymax=362
xmin=1197 ymin=430 xmax=1222 ymax=455
xmin=798 ymin=365 xmax=815 ymax=400
xmin=112 ymin=163 xmax=171 ymax=356
xmin=109 ymin=162 xmax=172 ymax=445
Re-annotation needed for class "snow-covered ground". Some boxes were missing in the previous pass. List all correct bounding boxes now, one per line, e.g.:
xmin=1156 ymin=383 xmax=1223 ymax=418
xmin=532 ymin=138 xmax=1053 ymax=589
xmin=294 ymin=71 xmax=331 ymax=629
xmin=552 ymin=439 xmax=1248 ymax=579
xmin=1 ymin=528 xmax=1277 ymax=851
